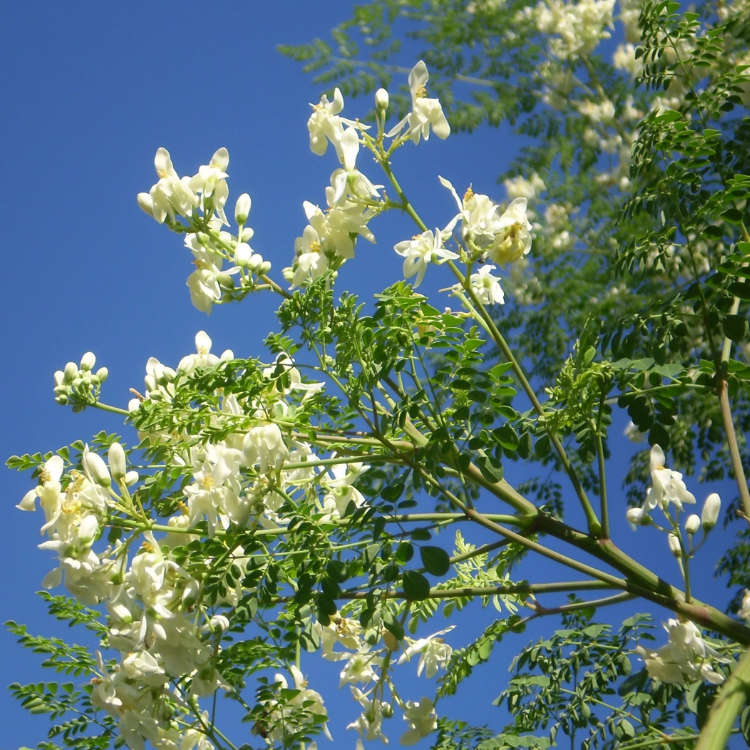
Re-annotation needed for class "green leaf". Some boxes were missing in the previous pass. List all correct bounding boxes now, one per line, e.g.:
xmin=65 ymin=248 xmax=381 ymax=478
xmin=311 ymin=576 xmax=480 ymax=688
xmin=723 ymin=314 xmax=748 ymax=342
xmin=402 ymin=571 xmax=431 ymax=600
xmin=420 ymin=545 xmax=451 ymax=576
xmin=395 ymin=541 xmax=414 ymax=564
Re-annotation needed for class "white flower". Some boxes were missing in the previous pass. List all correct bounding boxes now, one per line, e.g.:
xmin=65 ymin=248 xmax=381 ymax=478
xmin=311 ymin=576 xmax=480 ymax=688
xmin=644 ymin=445 xmax=696 ymax=512
xmin=186 ymin=264 xmax=222 ymax=314
xmin=178 ymin=331 xmax=224 ymax=374
xmin=264 ymin=667 xmax=332 ymax=743
xmin=347 ymin=687 xmax=391 ymax=744
xmin=466 ymin=265 xmax=504 ymax=305
xmin=636 ymin=619 xmax=726 ymax=686
xmin=307 ymin=88 xmax=362 ymax=158
xmin=242 ymin=423 xmax=288 ymax=473
xmin=141 ymin=147 xmax=199 ymax=224
xmin=486 ymin=198 xmax=533 ymax=264
xmin=387 ymin=61 xmax=450 ymax=143
xmin=394 ymin=228 xmax=458 ymax=287
xmin=315 ymin=615 xmax=363 ymax=661
xmin=189 ymin=147 xmax=230 ymax=225
xmin=320 ymin=461 xmax=368 ymax=519
xmin=534 ymin=0 xmax=615 ymax=59
xmin=397 ymin=626 xmax=454 ymax=678
xmin=328 ymin=127 xmax=382 ymax=205
xmin=339 ymin=650 xmax=379 ymax=686
xmin=121 ymin=650 xmax=166 ymax=687
xmin=400 ymin=697 xmax=437 ymax=745
xmin=504 ymin=173 xmax=546 ymax=200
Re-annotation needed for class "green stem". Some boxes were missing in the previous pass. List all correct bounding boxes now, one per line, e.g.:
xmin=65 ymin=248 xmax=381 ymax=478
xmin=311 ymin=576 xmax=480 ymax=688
xmin=332 ymin=579 xmax=621 ymax=602
xmin=448 ymin=264 xmax=601 ymax=535
xmin=694 ymin=645 xmax=750 ymax=750
xmin=523 ymin=592 xmax=635 ymax=622
xmin=594 ymin=381 xmax=610 ymax=538
xmin=717 ymin=296 xmax=750 ymax=518
xmin=92 ymin=401 xmax=131 ymax=416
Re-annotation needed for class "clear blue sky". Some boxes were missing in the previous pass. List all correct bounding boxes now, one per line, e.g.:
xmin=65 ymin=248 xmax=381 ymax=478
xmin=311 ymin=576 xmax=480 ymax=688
xmin=1 ymin=1 xmax=742 ymax=748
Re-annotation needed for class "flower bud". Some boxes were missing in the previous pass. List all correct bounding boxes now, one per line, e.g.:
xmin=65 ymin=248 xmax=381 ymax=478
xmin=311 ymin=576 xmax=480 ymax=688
xmin=375 ymin=88 xmax=390 ymax=111
xmin=701 ymin=492 xmax=721 ymax=531
xmin=95 ymin=366 xmax=109 ymax=382
xmin=108 ymin=442 xmax=127 ymax=481
xmin=668 ymin=533 xmax=682 ymax=557
xmin=208 ymin=614 xmax=230 ymax=633
xmin=82 ymin=445 xmax=111 ymax=487
xmin=626 ymin=506 xmax=646 ymax=529
xmin=64 ymin=361 xmax=78 ymax=383
xmin=234 ymin=242 xmax=252 ymax=266
xmin=80 ymin=352 xmax=96 ymax=371
xmin=137 ymin=192 xmax=155 ymax=217
xmin=234 ymin=193 xmax=251 ymax=225
xmin=54 ymin=370 xmax=64 ymax=387
xmin=685 ymin=514 xmax=700 ymax=535
xmin=125 ymin=470 xmax=139 ymax=486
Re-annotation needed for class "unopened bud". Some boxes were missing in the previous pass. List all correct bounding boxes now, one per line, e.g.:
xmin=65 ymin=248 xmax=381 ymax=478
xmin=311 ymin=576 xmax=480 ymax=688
xmin=208 ymin=614 xmax=230 ymax=633
xmin=54 ymin=370 xmax=64 ymax=387
xmin=234 ymin=193 xmax=251 ymax=225
xmin=80 ymin=352 xmax=96 ymax=371
xmin=701 ymin=492 xmax=721 ymax=531
xmin=64 ymin=362 xmax=78 ymax=382
xmin=668 ymin=533 xmax=682 ymax=557
xmin=234 ymin=242 xmax=253 ymax=266
xmin=108 ymin=442 xmax=127 ymax=481
xmin=82 ymin=445 xmax=111 ymax=487
xmin=375 ymin=88 xmax=389 ymax=111
xmin=95 ymin=366 xmax=109 ymax=383
xmin=125 ymin=470 xmax=139 ymax=486
xmin=626 ymin=506 xmax=647 ymax=529
xmin=685 ymin=514 xmax=700 ymax=535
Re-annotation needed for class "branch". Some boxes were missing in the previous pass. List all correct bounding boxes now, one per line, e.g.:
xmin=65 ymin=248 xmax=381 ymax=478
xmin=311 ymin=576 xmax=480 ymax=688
xmin=694 ymin=645 xmax=750 ymax=750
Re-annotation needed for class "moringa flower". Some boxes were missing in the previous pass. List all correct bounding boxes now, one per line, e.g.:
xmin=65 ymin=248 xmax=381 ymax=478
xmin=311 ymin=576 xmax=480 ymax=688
xmin=387 ymin=61 xmax=450 ymax=143
xmin=644 ymin=444 xmax=696 ymax=512
xmin=394 ymin=227 xmax=458 ymax=287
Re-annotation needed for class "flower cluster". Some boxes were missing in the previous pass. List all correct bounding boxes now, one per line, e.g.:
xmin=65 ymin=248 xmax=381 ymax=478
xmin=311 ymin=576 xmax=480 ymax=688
xmin=636 ymin=618 xmax=727 ymax=686
xmin=314 ymin=614 xmax=453 ymax=746
xmin=53 ymin=352 xmax=109 ymax=409
xmin=626 ymin=445 xmax=721 ymax=535
xmin=19 ymin=334 xmax=396 ymax=748
xmin=531 ymin=0 xmax=616 ymax=59
xmin=138 ymin=148 xmax=271 ymax=313
xmin=286 ymin=60 xmax=453 ymax=288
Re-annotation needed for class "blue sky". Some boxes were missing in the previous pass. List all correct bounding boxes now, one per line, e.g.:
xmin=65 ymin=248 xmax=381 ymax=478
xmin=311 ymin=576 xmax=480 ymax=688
xmin=2 ymin=1 xmax=744 ymax=748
